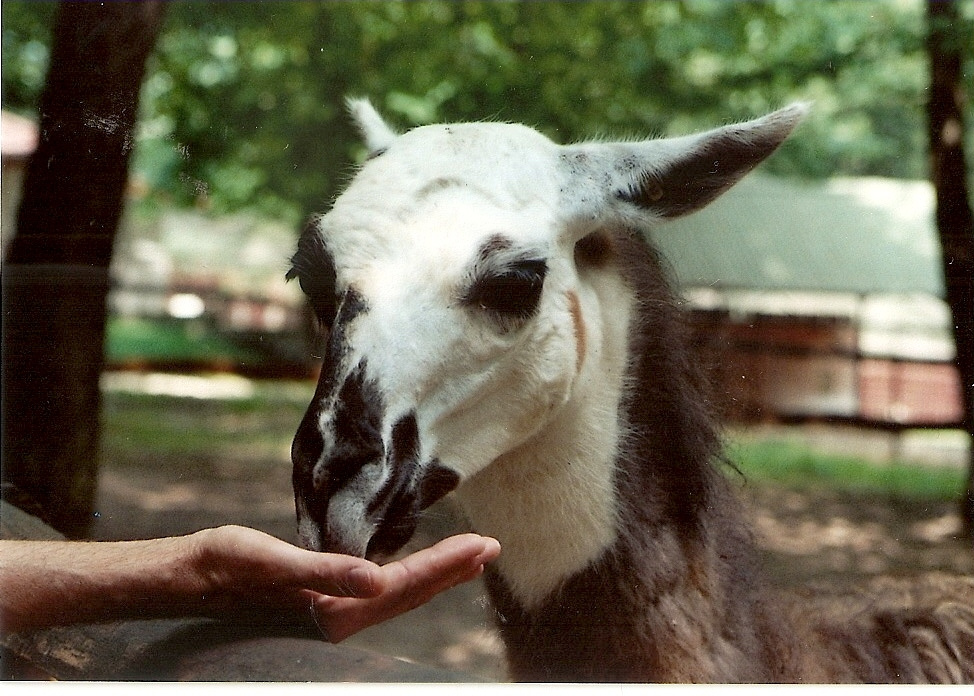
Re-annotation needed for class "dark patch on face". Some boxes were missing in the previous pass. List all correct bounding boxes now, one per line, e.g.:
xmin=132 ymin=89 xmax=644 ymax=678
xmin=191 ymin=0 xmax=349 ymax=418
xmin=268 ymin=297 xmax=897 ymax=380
xmin=476 ymin=233 xmax=514 ymax=260
xmin=366 ymin=414 xmax=420 ymax=518
xmin=390 ymin=411 xmax=421 ymax=461
xmin=328 ymin=362 xmax=384 ymax=491
xmin=419 ymin=463 xmax=460 ymax=511
xmin=292 ymin=288 xmax=373 ymax=550
xmin=291 ymin=407 xmax=325 ymax=528
xmin=364 ymin=412 xmax=440 ymax=559
xmin=317 ymin=289 xmax=368 ymax=390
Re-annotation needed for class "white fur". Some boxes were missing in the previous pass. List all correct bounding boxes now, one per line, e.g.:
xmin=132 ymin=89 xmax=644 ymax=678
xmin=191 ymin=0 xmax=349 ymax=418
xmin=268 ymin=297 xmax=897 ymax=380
xmin=346 ymin=97 xmax=398 ymax=154
xmin=455 ymin=267 xmax=635 ymax=608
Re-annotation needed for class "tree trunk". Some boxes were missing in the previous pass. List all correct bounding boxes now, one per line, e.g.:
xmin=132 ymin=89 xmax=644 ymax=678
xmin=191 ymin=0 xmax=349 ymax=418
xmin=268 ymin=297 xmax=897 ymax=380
xmin=926 ymin=0 xmax=974 ymax=540
xmin=1 ymin=2 xmax=166 ymax=538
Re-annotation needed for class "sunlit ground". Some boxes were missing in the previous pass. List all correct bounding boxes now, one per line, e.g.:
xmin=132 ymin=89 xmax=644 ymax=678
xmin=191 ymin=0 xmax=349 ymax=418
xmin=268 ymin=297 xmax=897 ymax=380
xmin=102 ymin=370 xmax=259 ymax=400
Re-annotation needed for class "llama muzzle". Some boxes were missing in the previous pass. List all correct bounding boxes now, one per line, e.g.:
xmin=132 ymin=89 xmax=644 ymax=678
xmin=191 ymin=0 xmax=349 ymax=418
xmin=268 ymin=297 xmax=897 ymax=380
xmin=292 ymin=363 xmax=459 ymax=559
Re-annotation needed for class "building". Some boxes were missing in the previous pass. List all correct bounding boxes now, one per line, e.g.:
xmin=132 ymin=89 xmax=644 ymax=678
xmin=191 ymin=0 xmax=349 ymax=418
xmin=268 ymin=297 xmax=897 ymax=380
xmin=650 ymin=174 xmax=962 ymax=428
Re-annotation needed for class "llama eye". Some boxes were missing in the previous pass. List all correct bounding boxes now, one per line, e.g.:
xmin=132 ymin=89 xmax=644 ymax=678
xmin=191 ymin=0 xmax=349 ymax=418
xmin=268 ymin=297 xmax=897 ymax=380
xmin=287 ymin=221 xmax=339 ymax=328
xmin=463 ymin=259 xmax=547 ymax=327
xmin=286 ymin=263 xmax=338 ymax=328
xmin=299 ymin=272 xmax=338 ymax=328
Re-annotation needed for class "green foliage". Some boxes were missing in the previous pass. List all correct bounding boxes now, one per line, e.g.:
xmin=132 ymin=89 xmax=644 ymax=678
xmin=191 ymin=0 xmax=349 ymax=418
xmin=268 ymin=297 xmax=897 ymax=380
xmin=3 ymin=0 xmax=971 ymax=223
xmin=0 ymin=1 xmax=55 ymax=108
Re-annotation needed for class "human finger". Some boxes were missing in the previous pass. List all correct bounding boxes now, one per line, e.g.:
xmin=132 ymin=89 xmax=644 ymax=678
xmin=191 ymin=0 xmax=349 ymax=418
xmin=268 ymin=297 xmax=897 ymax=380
xmin=312 ymin=533 xmax=500 ymax=642
xmin=384 ymin=533 xmax=502 ymax=594
xmin=192 ymin=525 xmax=385 ymax=600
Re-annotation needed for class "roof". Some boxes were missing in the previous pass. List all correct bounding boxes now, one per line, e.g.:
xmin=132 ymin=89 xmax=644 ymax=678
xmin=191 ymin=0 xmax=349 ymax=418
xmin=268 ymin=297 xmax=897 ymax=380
xmin=649 ymin=174 xmax=945 ymax=298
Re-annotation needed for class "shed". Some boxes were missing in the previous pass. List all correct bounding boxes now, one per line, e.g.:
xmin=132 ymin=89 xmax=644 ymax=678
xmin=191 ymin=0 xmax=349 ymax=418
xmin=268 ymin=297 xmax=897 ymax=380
xmin=649 ymin=175 xmax=961 ymax=427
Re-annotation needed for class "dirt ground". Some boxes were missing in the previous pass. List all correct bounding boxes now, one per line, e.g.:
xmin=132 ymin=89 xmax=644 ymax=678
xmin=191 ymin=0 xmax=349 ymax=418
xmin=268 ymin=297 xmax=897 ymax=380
xmin=90 ymin=441 xmax=974 ymax=682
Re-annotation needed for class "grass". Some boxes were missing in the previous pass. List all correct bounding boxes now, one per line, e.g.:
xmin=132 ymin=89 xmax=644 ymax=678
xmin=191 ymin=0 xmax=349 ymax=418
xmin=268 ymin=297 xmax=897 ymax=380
xmin=100 ymin=382 xmax=310 ymax=474
xmin=727 ymin=437 xmax=966 ymax=501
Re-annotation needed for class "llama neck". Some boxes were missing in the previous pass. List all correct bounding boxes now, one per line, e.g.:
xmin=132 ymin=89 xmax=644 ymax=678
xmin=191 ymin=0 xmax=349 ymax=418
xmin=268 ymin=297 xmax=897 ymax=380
xmin=459 ymin=346 xmax=773 ymax=681
xmin=453 ymin=372 xmax=623 ymax=609
xmin=456 ymin=231 xmax=779 ymax=681
xmin=453 ymin=269 xmax=633 ymax=610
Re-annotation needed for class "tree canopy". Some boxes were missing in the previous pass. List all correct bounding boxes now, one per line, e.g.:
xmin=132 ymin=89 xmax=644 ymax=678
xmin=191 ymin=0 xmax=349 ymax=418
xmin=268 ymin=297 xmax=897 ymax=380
xmin=3 ymin=0 xmax=972 ymax=226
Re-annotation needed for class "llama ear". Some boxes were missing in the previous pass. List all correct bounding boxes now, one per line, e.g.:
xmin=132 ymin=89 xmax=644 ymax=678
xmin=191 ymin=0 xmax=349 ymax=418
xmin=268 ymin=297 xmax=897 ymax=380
xmin=566 ymin=103 xmax=808 ymax=225
xmin=346 ymin=97 xmax=398 ymax=155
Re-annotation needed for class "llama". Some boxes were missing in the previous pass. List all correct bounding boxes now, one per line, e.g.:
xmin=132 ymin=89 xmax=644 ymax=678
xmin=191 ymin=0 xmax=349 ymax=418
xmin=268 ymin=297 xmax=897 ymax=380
xmin=287 ymin=99 xmax=974 ymax=682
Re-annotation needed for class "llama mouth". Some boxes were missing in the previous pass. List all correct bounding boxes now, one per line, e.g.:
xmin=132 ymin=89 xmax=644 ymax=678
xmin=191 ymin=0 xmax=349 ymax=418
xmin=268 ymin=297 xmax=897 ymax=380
xmin=362 ymin=461 xmax=461 ymax=560
xmin=306 ymin=505 xmax=415 ymax=560
xmin=363 ymin=514 xmax=419 ymax=560
xmin=298 ymin=453 xmax=461 ymax=559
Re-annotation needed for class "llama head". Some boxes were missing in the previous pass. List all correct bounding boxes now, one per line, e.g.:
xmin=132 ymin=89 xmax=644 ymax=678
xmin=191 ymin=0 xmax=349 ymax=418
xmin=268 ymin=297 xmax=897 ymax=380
xmin=289 ymin=99 xmax=806 ymax=558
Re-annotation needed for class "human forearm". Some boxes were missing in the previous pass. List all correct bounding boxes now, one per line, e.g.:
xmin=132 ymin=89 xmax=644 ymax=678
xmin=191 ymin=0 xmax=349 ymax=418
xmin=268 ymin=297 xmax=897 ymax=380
xmin=0 ymin=526 xmax=500 ymax=639
xmin=0 ymin=535 xmax=202 ymax=633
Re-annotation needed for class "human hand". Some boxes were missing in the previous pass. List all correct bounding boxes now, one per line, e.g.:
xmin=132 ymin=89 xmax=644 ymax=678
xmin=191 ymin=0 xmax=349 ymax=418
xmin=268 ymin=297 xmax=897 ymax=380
xmin=187 ymin=525 xmax=501 ymax=642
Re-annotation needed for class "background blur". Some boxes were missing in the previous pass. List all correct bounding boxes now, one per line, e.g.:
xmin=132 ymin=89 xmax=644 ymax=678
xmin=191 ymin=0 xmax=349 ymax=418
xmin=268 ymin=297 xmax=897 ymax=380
xmin=2 ymin=0 xmax=973 ymax=680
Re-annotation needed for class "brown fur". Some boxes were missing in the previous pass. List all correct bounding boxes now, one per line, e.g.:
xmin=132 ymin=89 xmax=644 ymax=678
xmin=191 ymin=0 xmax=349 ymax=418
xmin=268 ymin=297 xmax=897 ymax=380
xmin=483 ymin=227 xmax=974 ymax=683
xmin=566 ymin=290 xmax=586 ymax=373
